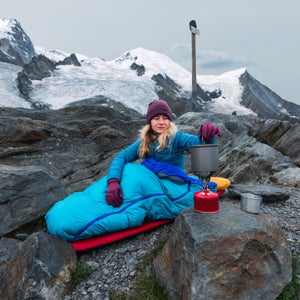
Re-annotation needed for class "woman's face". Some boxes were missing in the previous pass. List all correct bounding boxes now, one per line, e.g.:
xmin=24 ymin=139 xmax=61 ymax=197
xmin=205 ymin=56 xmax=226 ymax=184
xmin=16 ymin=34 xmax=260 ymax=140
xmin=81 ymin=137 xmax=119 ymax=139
xmin=150 ymin=115 xmax=170 ymax=134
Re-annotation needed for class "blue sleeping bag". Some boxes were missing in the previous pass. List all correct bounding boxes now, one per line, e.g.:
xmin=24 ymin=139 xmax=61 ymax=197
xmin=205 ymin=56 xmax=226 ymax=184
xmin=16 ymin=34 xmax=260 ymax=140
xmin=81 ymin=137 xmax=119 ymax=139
xmin=46 ymin=162 xmax=216 ymax=241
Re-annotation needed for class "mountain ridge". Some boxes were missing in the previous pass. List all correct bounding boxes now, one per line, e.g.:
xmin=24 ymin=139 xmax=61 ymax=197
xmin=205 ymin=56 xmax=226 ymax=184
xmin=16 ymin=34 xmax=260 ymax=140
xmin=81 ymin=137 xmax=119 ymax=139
xmin=0 ymin=18 xmax=299 ymax=121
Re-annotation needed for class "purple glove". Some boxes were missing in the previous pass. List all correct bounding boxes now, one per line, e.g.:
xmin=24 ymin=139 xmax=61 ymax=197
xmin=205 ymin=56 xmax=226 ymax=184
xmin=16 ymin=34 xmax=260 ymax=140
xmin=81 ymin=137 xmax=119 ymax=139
xmin=198 ymin=122 xmax=222 ymax=142
xmin=106 ymin=179 xmax=123 ymax=207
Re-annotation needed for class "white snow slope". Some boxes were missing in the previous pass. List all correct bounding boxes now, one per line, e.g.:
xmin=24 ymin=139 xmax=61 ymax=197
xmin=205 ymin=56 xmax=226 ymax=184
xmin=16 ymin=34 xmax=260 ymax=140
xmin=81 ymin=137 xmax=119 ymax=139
xmin=0 ymin=44 xmax=254 ymax=115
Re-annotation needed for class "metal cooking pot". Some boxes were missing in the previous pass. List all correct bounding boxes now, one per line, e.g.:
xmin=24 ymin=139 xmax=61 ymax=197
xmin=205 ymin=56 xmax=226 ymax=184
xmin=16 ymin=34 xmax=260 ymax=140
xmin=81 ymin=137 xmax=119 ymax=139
xmin=240 ymin=193 xmax=262 ymax=214
xmin=191 ymin=144 xmax=219 ymax=175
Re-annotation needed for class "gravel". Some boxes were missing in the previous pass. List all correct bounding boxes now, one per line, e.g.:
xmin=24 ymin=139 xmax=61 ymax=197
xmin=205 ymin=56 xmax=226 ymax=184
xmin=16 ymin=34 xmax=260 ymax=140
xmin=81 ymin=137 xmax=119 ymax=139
xmin=64 ymin=187 xmax=300 ymax=300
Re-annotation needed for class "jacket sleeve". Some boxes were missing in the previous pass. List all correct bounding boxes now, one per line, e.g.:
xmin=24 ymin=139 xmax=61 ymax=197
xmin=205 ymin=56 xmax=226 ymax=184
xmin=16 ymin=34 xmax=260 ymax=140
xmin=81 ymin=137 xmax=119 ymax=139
xmin=174 ymin=131 xmax=216 ymax=152
xmin=107 ymin=140 xmax=141 ymax=181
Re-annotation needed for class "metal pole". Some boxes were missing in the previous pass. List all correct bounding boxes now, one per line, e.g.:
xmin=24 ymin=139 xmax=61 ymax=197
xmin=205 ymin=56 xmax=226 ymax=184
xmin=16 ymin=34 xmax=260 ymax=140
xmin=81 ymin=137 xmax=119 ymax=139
xmin=189 ymin=20 xmax=199 ymax=101
xmin=191 ymin=31 xmax=197 ymax=99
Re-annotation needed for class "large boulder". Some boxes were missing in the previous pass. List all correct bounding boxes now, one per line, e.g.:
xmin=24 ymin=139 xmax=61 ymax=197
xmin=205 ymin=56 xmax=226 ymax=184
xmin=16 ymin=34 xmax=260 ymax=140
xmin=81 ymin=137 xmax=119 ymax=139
xmin=153 ymin=204 xmax=292 ymax=300
xmin=0 ymin=164 xmax=67 ymax=236
xmin=0 ymin=232 xmax=77 ymax=299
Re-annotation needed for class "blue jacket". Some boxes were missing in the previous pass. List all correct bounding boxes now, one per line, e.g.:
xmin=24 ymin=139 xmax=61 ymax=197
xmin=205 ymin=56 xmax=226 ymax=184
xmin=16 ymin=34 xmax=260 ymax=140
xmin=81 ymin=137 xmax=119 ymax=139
xmin=107 ymin=131 xmax=212 ymax=181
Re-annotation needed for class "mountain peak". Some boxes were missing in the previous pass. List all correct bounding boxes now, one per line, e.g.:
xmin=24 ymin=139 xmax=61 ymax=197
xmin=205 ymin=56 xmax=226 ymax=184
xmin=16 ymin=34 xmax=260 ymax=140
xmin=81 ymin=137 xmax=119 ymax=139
xmin=0 ymin=18 xmax=36 ymax=66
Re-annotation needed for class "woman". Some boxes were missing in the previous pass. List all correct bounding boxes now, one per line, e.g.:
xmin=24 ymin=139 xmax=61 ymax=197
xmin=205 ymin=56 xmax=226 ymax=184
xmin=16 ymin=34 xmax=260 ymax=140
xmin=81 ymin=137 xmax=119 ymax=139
xmin=46 ymin=100 xmax=222 ymax=241
xmin=106 ymin=99 xmax=222 ymax=207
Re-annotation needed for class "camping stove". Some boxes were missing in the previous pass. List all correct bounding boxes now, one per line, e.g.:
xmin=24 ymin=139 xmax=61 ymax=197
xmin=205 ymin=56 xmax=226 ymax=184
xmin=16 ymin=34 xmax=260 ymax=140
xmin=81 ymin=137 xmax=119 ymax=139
xmin=191 ymin=145 xmax=220 ymax=213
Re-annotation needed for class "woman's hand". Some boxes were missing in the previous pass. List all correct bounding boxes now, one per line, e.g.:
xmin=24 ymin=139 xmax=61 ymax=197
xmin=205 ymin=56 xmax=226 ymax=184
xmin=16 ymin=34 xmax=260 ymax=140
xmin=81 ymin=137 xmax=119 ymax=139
xmin=198 ymin=122 xmax=222 ymax=142
xmin=106 ymin=179 xmax=123 ymax=207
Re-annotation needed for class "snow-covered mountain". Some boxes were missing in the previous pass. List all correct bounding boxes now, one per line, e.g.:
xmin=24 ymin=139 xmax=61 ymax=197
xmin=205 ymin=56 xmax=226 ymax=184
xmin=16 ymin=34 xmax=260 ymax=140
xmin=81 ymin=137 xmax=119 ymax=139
xmin=0 ymin=18 xmax=35 ymax=66
xmin=1 ymin=18 xmax=299 ymax=120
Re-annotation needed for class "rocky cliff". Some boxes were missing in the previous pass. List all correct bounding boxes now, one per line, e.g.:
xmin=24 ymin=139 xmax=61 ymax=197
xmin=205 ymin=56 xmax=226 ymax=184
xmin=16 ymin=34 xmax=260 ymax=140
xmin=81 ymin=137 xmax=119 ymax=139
xmin=0 ymin=98 xmax=299 ymax=236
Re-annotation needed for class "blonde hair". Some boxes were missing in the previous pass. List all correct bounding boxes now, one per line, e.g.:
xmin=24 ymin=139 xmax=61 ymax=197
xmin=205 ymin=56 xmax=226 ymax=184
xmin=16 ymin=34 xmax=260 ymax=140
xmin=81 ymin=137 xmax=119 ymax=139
xmin=138 ymin=122 xmax=177 ymax=158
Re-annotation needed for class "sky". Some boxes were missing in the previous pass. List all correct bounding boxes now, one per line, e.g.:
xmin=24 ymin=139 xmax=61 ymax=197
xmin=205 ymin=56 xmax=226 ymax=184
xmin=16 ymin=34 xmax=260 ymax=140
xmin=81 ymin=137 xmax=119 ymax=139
xmin=2 ymin=0 xmax=300 ymax=106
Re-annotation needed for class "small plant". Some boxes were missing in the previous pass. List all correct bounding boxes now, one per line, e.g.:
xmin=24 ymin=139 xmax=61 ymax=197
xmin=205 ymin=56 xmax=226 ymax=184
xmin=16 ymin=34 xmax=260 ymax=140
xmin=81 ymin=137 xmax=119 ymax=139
xmin=133 ymin=239 xmax=168 ymax=300
xmin=69 ymin=263 xmax=92 ymax=287
xmin=277 ymin=254 xmax=300 ymax=300
xmin=108 ymin=239 xmax=168 ymax=300
xmin=109 ymin=289 xmax=132 ymax=300
xmin=4 ymin=217 xmax=47 ymax=238
xmin=35 ymin=217 xmax=47 ymax=231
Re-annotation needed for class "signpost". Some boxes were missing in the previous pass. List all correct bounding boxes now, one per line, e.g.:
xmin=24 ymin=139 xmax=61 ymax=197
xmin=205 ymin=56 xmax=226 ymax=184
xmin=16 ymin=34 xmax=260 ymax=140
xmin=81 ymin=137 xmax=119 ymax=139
xmin=189 ymin=20 xmax=200 ymax=100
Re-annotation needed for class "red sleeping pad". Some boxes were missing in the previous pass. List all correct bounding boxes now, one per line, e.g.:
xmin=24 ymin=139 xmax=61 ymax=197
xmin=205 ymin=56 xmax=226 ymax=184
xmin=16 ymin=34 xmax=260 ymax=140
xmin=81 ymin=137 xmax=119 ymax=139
xmin=70 ymin=219 xmax=172 ymax=251
xmin=70 ymin=191 xmax=226 ymax=251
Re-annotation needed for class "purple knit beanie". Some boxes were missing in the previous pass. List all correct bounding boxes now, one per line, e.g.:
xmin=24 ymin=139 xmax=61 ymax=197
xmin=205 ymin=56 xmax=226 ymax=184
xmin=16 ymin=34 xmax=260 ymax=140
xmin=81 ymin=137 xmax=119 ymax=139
xmin=146 ymin=100 xmax=173 ymax=123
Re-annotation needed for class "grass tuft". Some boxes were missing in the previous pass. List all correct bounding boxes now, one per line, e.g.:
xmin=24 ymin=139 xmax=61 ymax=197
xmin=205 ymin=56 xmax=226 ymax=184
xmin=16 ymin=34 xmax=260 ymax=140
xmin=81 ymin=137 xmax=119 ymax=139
xmin=132 ymin=239 xmax=168 ymax=300
xmin=109 ymin=239 xmax=168 ymax=300
xmin=277 ymin=253 xmax=300 ymax=300
xmin=69 ymin=263 xmax=92 ymax=287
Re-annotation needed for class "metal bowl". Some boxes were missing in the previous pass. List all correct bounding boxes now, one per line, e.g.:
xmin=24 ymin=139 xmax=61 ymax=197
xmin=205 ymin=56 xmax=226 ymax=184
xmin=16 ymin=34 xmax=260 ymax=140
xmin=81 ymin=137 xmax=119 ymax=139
xmin=240 ymin=193 xmax=262 ymax=214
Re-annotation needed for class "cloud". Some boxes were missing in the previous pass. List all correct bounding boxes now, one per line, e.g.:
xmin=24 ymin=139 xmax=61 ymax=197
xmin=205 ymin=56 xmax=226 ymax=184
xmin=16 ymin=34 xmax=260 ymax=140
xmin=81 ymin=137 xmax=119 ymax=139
xmin=166 ymin=43 xmax=253 ymax=74
xmin=198 ymin=50 xmax=250 ymax=69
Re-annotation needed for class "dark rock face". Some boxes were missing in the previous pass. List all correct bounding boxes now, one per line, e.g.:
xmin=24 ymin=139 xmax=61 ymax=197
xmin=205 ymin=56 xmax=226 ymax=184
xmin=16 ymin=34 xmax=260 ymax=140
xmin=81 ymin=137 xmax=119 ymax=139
xmin=16 ymin=54 xmax=56 ymax=101
xmin=130 ymin=62 xmax=145 ymax=76
xmin=239 ymin=71 xmax=299 ymax=120
xmin=279 ymin=97 xmax=300 ymax=120
xmin=151 ymin=73 xmax=204 ymax=114
xmin=19 ymin=54 xmax=57 ymax=81
xmin=0 ymin=98 xmax=144 ymax=195
xmin=58 ymin=53 xmax=81 ymax=67
xmin=0 ymin=19 xmax=36 ymax=66
xmin=16 ymin=53 xmax=81 ymax=104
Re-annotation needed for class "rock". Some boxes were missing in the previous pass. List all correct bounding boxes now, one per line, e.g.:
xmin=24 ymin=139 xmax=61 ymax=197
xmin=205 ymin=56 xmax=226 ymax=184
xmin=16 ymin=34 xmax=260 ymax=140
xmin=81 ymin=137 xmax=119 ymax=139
xmin=271 ymin=167 xmax=300 ymax=188
xmin=0 ymin=104 xmax=299 ymax=240
xmin=0 ymin=164 xmax=67 ymax=236
xmin=227 ymin=183 xmax=290 ymax=202
xmin=16 ymin=53 xmax=81 ymax=104
xmin=249 ymin=119 xmax=300 ymax=167
xmin=0 ymin=19 xmax=36 ymax=66
xmin=249 ymin=119 xmax=291 ymax=146
xmin=58 ymin=53 xmax=81 ymax=67
xmin=273 ymin=123 xmax=300 ymax=166
xmin=177 ymin=112 xmax=298 ymax=187
xmin=130 ymin=62 xmax=145 ymax=76
xmin=153 ymin=204 xmax=292 ymax=300
xmin=151 ymin=74 xmax=204 ymax=114
xmin=239 ymin=71 xmax=299 ymax=120
xmin=0 ymin=231 xmax=77 ymax=299
xmin=0 ymin=100 xmax=144 ymax=193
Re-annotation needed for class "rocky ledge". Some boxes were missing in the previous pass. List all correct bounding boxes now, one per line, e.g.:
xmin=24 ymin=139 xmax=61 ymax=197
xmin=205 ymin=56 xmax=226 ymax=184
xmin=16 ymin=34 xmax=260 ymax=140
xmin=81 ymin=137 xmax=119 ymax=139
xmin=0 ymin=101 xmax=299 ymax=299
xmin=65 ymin=187 xmax=300 ymax=300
